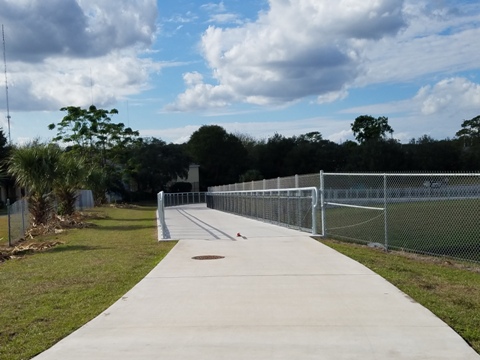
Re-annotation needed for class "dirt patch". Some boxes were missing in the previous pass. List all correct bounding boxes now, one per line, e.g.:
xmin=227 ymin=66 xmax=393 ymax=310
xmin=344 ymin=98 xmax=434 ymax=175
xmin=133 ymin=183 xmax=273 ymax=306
xmin=25 ymin=212 xmax=98 ymax=239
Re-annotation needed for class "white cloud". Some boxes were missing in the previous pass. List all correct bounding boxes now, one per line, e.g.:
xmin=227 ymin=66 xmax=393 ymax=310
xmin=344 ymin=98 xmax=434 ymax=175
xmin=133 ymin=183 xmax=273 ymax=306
xmin=347 ymin=77 xmax=480 ymax=118
xmin=0 ymin=0 xmax=161 ymax=111
xmin=167 ymin=0 xmax=480 ymax=114
xmin=415 ymin=78 xmax=480 ymax=115
xmin=201 ymin=2 xmax=227 ymax=13
xmin=317 ymin=90 xmax=349 ymax=104
xmin=166 ymin=0 xmax=406 ymax=111
xmin=327 ymin=129 xmax=354 ymax=144
xmin=356 ymin=1 xmax=480 ymax=85
xmin=208 ymin=13 xmax=242 ymax=24
xmin=145 ymin=116 xmax=355 ymax=144
xmin=2 ymin=0 xmax=158 ymax=62
xmin=341 ymin=77 xmax=480 ymax=140
xmin=164 ymin=72 xmax=235 ymax=111
xmin=183 ymin=72 xmax=204 ymax=87
xmin=141 ymin=124 xmax=201 ymax=144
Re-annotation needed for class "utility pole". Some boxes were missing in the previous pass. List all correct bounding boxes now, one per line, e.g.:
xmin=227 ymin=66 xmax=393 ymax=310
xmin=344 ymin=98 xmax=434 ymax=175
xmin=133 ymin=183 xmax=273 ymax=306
xmin=2 ymin=24 xmax=11 ymax=144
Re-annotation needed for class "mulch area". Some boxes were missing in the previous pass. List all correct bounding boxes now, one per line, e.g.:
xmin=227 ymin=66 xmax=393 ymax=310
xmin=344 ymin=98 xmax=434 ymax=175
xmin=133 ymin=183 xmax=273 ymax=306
xmin=0 ymin=212 xmax=103 ymax=263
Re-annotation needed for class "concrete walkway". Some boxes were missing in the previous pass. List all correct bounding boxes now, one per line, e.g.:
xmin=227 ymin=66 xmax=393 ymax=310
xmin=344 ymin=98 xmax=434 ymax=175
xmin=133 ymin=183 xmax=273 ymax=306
xmin=34 ymin=204 xmax=479 ymax=359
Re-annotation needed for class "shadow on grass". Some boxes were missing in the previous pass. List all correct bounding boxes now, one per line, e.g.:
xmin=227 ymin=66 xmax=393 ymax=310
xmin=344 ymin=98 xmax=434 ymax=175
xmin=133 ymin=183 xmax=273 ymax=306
xmin=47 ymin=245 xmax=111 ymax=253
xmin=108 ymin=206 xmax=156 ymax=212
xmin=106 ymin=218 xmax=156 ymax=222
xmin=95 ymin=225 xmax=156 ymax=231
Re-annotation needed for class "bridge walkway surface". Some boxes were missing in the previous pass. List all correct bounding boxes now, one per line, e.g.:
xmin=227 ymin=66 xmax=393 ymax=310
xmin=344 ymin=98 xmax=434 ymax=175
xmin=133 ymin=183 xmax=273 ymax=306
xmin=33 ymin=204 xmax=479 ymax=359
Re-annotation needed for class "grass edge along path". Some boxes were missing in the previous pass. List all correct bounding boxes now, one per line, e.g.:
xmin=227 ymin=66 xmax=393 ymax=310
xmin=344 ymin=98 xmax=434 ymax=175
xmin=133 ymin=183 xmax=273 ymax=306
xmin=318 ymin=238 xmax=480 ymax=355
xmin=0 ymin=205 xmax=177 ymax=360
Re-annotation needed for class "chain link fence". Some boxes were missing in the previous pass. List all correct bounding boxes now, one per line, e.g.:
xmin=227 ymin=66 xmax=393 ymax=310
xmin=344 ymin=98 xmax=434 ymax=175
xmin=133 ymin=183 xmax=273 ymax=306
xmin=6 ymin=198 xmax=29 ymax=247
xmin=209 ymin=172 xmax=480 ymax=263
xmin=5 ymin=190 xmax=95 ymax=246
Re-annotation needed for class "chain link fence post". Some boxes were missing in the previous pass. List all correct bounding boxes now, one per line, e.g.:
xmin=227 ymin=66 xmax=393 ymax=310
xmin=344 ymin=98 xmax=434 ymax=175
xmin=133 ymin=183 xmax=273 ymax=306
xmin=384 ymin=174 xmax=388 ymax=251
xmin=21 ymin=199 xmax=26 ymax=240
xmin=7 ymin=198 xmax=11 ymax=247
xmin=320 ymin=170 xmax=325 ymax=237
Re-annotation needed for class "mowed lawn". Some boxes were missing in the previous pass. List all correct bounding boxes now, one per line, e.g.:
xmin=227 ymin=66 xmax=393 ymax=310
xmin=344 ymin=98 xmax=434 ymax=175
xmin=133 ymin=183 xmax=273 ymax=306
xmin=0 ymin=215 xmax=7 ymax=243
xmin=324 ymin=198 xmax=480 ymax=262
xmin=0 ymin=206 xmax=176 ymax=360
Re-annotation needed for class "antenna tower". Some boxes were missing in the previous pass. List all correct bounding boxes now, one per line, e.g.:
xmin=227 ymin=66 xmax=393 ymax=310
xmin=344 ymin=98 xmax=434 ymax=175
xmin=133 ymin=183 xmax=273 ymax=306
xmin=2 ymin=24 xmax=11 ymax=144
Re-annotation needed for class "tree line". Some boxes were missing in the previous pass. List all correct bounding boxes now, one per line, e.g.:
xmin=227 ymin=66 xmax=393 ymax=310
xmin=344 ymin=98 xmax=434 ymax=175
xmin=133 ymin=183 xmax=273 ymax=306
xmin=1 ymin=107 xmax=479 ymax=227
xmin=189 ymin=114 xmax=480 ymax=189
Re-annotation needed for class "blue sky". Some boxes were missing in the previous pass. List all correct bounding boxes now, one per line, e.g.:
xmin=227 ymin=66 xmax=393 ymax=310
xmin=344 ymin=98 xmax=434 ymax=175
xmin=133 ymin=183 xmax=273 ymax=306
xmin=1 ymin=0 xmax=480 ymax=145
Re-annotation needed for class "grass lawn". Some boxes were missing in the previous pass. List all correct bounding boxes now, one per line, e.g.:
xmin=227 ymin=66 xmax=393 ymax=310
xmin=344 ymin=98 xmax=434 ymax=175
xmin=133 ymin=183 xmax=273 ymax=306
xmin=0 ymin=205 xmax=176 ymax=360
xmin=0 ymin=215 xmax=7 ymax=243
xmin=319 ymin=238 xmax=480 ymax=354
xmin=324 ymin=198 xmax=480 ymax=262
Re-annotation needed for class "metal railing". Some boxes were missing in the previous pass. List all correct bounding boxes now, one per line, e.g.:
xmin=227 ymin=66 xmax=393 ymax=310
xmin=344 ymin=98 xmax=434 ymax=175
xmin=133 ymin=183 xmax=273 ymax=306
xmin=163 ymin=192 xmax=207 ymax=207
xmin=156 ymin=192 xmax=208 ymax=240
xmin=209 ymin=172 xmax=480 ymax=263
xmin=157 ymin=191 xmax=168 ymax=240
xmin=207 ymin=187 xmax=319 ymax=235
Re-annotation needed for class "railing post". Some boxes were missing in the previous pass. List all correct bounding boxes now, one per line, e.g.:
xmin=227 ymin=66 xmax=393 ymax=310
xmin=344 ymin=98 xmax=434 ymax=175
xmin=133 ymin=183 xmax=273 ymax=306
xmin=312 ymin=188 xmax=318 ymax=235
xmin=287 ymin=190 xmax=290 ymax=228
xmin=320 ymin=170 xmax=326 ymax=237
xmin=384 ymin=174 xmax=388 ymax=250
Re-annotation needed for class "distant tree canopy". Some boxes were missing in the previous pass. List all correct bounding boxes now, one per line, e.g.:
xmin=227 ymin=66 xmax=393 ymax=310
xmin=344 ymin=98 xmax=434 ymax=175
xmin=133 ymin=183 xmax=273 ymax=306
xmin=14 ymin=109 xmax=472 ymax=199
xmin=0 ymin=127 xmax=7 ymax=150
xmin=456 ymin=115 xmax=480 ymax=147
xmin=187 ymin=125 xmax=248 ymax=189
xmin=123 ymin=138 xmax=190 ymax=196
xmin=48 ymin=106 xmax=140 ymax=203
xmin=351 ymin=115 xmax=393 ymax=143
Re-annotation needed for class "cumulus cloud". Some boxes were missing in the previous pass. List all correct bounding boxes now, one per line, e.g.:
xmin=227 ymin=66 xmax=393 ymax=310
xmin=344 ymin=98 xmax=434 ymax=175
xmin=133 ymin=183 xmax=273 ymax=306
xmin=343 ymin=77 xmax=480 ymax=118
xmin=357 ymin=1 xmax=480 ymax=85
xmin=0 ymin=0 xmax=160 ymax=111
xmin=415 ymin=77 xmax=480 ymax=116
xmin=2 ymin=0 xmax=157 ymax=62
xmin=143 ymin=116 xmax=356 ymax=145
xmin=341 ymin=77 xmax=480 ymax=141
xmin=166 ymin=0 xmax=406 ymax=111
xmin=165 ymin=71 xmax=235 ymax=111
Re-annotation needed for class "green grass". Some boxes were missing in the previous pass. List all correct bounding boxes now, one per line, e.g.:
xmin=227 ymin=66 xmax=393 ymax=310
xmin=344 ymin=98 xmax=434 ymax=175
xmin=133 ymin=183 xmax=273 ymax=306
xmin=0 ymin=215 xmax=7 ymax=243
xmin=324 ymin=198 xmax=480 ymax=262
xmin=319 ymin=239 xmax=480 ymax=354
xmin=0 ymin=205 xmax=176 ymax=360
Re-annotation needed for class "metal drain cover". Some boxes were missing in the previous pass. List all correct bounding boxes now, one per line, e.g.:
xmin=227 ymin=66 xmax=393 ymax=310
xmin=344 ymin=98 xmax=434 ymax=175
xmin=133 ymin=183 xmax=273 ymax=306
xmin=192 ymin=255 xmax=225 ymax=260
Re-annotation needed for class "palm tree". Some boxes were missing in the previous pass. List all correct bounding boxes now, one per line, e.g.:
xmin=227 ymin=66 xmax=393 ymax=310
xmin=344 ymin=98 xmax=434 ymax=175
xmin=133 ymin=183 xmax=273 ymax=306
xmin=8 ymin=142 xmax=61 ymax=227
xmin=86 ymin=167 xmax=108 ymax=206
xmin=53 ymin=153 xmax=89 ymax=216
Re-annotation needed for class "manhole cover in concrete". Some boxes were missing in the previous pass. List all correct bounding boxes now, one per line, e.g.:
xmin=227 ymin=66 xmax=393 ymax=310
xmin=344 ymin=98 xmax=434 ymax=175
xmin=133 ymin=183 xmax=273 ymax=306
xmin=192 ymin=255 xmax=225 ymax=260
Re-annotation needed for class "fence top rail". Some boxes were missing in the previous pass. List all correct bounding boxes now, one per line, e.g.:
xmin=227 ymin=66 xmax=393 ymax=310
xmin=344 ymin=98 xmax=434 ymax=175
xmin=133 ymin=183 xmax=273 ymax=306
xmin=208 ymin=186 xmax=318 ymax=194
xmin=209 ymin=187 xmax=319 ymax=207
xmin=322 ymin=172 xmax=480 ymax=177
